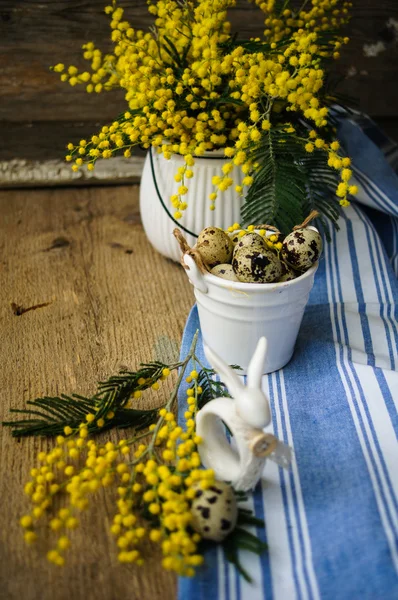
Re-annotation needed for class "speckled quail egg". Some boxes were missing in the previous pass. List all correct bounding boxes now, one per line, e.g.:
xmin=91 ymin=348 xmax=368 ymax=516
xmin=196 ymin=227 xmax=233 ymax=268
xmin=210 ymin=264 xmax=239 ymax=282
xmin=278 ymin=261 xmax=297 ymax=282
xmin=230 ymin=232 xmax=241 ymax=245
xmin=232 ymin=232 xmax=267 ymax=257
xmin=190 ymin=481 xmax=238 ymax=542
xmin=281 ymin=228 xmax=322 ymax=271
xmin=232 ymin=247 xmax=282 ymax=283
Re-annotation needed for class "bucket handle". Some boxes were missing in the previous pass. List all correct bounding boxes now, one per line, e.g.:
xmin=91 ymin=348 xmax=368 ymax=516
xmin=183 ymin=254 xmax=208 ymax=294
xmin=149 ymin=148 xmax=198 ymax=239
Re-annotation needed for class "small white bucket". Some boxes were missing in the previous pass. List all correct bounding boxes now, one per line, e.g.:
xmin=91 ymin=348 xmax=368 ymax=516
xmin=182 ymin=232 xmax=318 ymax=375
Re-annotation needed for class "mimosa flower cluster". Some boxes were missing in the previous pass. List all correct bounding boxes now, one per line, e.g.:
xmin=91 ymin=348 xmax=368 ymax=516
xmin=19 ymin=356 xmax=215 ymax=576
xmin=9 ymin=332 xmax=267 ymax=580
xmin=52 ymin=0 xmax=356 ymax=227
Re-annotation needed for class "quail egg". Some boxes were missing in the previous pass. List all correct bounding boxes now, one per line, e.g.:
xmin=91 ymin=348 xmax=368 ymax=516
xmin=210 ymin=264 xmax=239 ymax=282
xmin=232 ymin=247 xmax=282 ymax=283
xmin=230 ymin=232 xmax=241 ymax=245
xmin=190 ymin=481 xmax=238 ymax=542
xmin=278 ymin=261 xmax=297 ymax=282
xmin=232 ymin=232 xmax=267 ymax=257
xmin=196 ymin=227 xmax=233 ymax=268
xmin=281 ymin=228 xmax=322 ymax=271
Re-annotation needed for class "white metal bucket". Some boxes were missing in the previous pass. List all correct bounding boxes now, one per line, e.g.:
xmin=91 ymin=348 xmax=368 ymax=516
xmin=183 ymin=235 xmax=318 ymax=374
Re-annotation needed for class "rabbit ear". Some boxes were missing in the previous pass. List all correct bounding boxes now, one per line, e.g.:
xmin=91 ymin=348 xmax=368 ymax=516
xmin=247 ymin=337 xmax=267 ymax=389
xmin=204 ymin=344 xmax=244 ymax=397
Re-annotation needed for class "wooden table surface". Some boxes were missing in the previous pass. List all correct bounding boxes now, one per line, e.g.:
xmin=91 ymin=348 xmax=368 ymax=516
xmin=0 ymin=185 xmax=194 ymax=600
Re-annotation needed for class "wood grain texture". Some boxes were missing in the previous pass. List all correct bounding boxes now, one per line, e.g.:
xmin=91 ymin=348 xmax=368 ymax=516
xmin=0 ymin=185 xmax=195 ymax=600
xmin=0 ymin=155 xmax=144 ymax=188
xmin=0 ymin=122 xmax=145 ymax=163
xmin=1 ymin=0 xmax=398 ymax=159
xmin=0 ymin=122 xmax=125 ymax=163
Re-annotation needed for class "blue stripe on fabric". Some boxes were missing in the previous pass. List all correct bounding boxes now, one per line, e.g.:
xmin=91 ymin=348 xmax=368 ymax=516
xmin=341 ymin=210 xmax=398 ymax=436
xmin=307 ymin=247 xmax=329 ymax=306
xmin=224 ymin=557 xmax=230 ymax=600
xmin=253 ymin=484 xmax=273 ymax=600
xmin=391 ymin=216 xmax=398 ymax=263
xmin=344 ymin=214 xmax=375 ymax=366
xmin=360 ymin=205 xmax=398 ymax=277
xmin=355 ymin=168 xmax=398 ymax=216
xmin=329 ymin=222 xmax=398 ymax=560
xmin=393 ymin=217 xmax=398 ymax=276
xmin=331 ymin=221 xmax=398 ymax=519
xmin=353 ymin=168 xmax=393 ymax=214
xmin=353 ymin=205 xmax=398 ymax=308
xmin=353 ymin=177 xmax=396 ymax=296
xmin=354 ymin=206 xmax=398 ymax=318
xmin=179 ymin=545 xmax=220 ymax=600
xmin=268 ymin=375 xmax=303 ymax=600
xmin=245 ymin=372 xmax=274 ymax=600
xmin=337 ymin=118 xmax=398 ymax=216
xmin=352 ymin=208 xmax=398 ymax=414
xmin=352 ymin=204 xmax=398 ymax=367
xmin=350 ymin=204 xmax=398 ymax=369
xmin=373 ymin=368 xmax=398 ymax=436
xmin=281 ymin=314 xmax=398 ymax=598
xmin=275 ymin=371 xmax=315 ymax=600
xmin=278 ymin=237 xmax=398 ymax=599
xmin=361 ymin=166 xmax=398 ymax=263
xmin=235 ymin=562 xmax=241 ymax=600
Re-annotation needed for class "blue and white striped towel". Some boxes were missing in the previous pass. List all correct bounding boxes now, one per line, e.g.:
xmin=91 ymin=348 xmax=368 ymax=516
xmin=337 ymin=109 xmax=398 ymax=276
xmin=177 ymin=118 xmax=398 ymax=600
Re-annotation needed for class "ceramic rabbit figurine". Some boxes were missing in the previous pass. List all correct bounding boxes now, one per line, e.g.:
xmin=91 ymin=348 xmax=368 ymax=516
xmin=196 ymin=337 xmax=291 ymax=491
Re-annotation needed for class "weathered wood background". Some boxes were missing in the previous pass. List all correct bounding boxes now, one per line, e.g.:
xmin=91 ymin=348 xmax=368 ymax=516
xmin=1 ymin=0 xmax=398 ymax=173
xmin=0 ymin=184 xmax=194 ymax=600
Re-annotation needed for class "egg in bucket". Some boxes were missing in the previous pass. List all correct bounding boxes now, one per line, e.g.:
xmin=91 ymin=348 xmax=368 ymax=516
xmin=175 ymin=217 xmax=321 ymax=375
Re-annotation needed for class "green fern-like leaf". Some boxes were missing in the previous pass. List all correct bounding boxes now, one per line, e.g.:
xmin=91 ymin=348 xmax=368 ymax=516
xmin=241 ymin=129 xmax=306 ymax=233
xmin=299 ymin=148 xmax=342 ymax=238
xmin=199 ymin=507 xmax=268 ymax=583
xmin=2 ymin=361 xmax=177 ymax=438
xmin=196 ymin=367 xmax=233 ymax=409
xmin=241 ymin=128 xmax=342 ymax=234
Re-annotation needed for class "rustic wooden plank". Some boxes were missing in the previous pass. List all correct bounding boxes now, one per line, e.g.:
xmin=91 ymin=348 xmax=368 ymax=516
xmin=0 ymin=185 xmax=194 ymax=600
xmin=0 ymin=156 xmax=144 ymax=188
xmin=1 ymin=0 xmax=398 ymax=125
xmin=0 ymin=122 xmax=145 ymax=188
xmin=0 ymin=122 xmax=133 ymax=163
xmin=0 ymin=122 xmax=121 ymax=162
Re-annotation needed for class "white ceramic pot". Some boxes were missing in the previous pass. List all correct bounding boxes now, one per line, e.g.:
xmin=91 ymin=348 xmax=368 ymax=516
xmin=139 ymin=148 xmax=244 ymax=262
xmin=182 ymin=230 xmax=319 ymax=374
